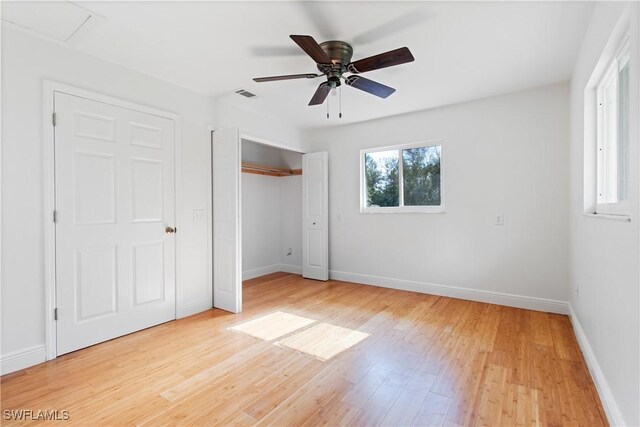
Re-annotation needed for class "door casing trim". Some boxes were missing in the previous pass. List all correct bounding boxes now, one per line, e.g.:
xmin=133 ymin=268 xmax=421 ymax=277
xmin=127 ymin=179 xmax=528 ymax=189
xmin=42 ymin=80 xmax=183 ymax=360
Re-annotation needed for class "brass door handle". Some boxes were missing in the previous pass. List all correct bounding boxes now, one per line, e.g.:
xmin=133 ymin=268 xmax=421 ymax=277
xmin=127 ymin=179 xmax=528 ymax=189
xmin=165 ymin=226 xmax=176 ymax=234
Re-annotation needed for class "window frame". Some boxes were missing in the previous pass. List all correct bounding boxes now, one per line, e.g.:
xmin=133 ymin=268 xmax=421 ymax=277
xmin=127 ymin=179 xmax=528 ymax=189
xmin=594 ymin=36 xmax=631 ymax=217
xmin=359 ymin=140 xmax=445 ymax=214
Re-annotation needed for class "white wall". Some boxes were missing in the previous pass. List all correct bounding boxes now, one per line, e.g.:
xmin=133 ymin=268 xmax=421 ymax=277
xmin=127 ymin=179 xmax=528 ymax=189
xmin=215 ymin=97 xmax=306 ymax=152
xmin=242 ymin=174 xmax=282 ymax=277
xmin=304 ymin=83 xmax=570 ymax=309
xmin=1 ymin=27 xmax=215 ymax=370
xmin=241 ymin=173 xmax=302 ymax=279
xmin=241 ymin=139 xmax=303 ymax=169
xmin=569 ymin=3 xmax=639 ymax=426
xmin=280 ymin=175 xmax=303 ymax=270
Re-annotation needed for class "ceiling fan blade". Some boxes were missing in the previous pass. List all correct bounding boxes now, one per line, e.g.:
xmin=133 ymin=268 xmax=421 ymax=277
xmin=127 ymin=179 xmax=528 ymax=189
xmin=309 ymin=82 xmax=331 ymax=106
xmin=290 ymin=35 xmax=332 ymax=65
xmin=345 ymin=75 xmax=396 ymax=98
xmin=253 ymin=73 xmax=321 ymax=83
xmin=347 ymin=47 xmax=415 ymax=74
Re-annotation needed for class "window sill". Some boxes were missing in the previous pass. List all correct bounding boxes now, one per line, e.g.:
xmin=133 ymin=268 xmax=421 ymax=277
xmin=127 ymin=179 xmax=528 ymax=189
xmin=360 ymin=207 xmax=446 ymax=214
xmin=583 ymin=213 xmax=631 ymax=222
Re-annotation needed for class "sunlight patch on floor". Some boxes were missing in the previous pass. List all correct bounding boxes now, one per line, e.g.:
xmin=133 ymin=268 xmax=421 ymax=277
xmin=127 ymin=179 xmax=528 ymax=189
xmin=229 ymin=311 xmax=316 ymax=341
xmin=277 ymin=323 xmax=370 ymax=361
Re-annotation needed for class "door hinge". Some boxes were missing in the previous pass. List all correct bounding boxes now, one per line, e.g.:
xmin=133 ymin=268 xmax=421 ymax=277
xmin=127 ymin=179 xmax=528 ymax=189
xmin=52 ymin=112 xmax=57 ymax=127
xmin=53 ymin=210 xmax=57 ymax=223
xmin=54 ymin=308 xmax=58 ymax=321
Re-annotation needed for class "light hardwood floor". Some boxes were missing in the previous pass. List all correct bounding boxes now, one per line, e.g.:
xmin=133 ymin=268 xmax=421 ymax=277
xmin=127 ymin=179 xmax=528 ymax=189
xmin=1 ymin=273 xmax=607 ymax=426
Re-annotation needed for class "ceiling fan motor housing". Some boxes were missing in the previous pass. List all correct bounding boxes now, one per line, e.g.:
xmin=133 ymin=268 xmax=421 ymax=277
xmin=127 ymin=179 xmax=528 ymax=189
xmin=318 ymin=41 xmax=353 ymax=68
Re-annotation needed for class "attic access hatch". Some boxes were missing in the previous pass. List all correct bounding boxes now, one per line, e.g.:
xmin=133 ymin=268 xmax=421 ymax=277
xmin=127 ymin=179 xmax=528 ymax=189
xmin=1 ymin=1 xmax=103 ymax=43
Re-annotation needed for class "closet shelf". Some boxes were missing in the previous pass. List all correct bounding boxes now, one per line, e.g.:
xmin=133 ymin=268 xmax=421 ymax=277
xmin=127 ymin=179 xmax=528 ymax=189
xmin=241 ymin=162 xmax=302 ymax=177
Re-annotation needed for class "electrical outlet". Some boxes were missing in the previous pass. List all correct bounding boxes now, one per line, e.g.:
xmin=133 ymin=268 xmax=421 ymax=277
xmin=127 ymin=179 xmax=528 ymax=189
xmin=494 ymin=214 xmax=504 ymax=226
xmin=337 ymin=213 xmax=343 ymax=222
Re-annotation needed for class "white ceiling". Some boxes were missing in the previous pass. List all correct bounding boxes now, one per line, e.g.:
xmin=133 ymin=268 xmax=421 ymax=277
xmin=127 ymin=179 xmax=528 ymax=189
xmin=3 ymin=1 xmax=594 ymax=128
xmin=1 ymin=1 xmax=93 ymax=42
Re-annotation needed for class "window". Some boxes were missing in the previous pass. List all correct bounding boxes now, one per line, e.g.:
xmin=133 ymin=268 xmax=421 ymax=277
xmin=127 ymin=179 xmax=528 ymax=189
xmin=595 ymin=38 xmax=630 ymax=216
xmin=361 ymin=142 xmax=443 ymax=213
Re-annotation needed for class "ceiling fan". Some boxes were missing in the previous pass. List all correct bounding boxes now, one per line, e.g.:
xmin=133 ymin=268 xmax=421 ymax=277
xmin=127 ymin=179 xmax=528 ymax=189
xmin=253 ymin=35 xmax=415 ymax=107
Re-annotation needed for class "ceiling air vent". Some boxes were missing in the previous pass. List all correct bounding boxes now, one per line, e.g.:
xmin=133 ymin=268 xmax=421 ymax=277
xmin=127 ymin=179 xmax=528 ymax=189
xmin=235 ymin=89 xmax=257 ymax=99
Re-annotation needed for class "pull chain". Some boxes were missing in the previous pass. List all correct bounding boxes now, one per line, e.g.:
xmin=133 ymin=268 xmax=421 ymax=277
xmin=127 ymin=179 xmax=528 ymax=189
xmin=326 ymin=91 xmax=330 ymax=119
xmin=325 ymin=86 xmax=343 ymax=119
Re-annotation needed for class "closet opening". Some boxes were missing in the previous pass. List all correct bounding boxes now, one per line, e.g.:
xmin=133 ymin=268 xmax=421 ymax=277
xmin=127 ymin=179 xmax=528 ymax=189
xmin=241 ymin=138 xmax=304 ymax=285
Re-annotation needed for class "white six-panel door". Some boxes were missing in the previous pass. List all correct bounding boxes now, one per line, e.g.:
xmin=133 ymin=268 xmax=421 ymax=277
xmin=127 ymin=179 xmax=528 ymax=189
xmin=302 ymin=152 xmax=329 ymax=281
xmin=54 ymin=92 xmax=176 ymax=355
xmin=212 ymin=128 xmax=242 ymax=313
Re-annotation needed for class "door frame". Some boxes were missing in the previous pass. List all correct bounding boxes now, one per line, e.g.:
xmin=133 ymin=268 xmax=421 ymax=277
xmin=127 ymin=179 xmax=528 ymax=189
xmin=42 ymin=80 xmax=183 ymax=360
xmin=208 ymin=129 xmax=305 ymax=309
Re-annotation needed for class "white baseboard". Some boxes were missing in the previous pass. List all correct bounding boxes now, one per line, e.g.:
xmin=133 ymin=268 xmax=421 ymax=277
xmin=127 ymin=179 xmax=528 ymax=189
xmin=243 ymin=264 xmax=302 ymax=280
xmin=278 ymin=264 xmax=302 ymax=275
xmin=569 ymin=305 xmax=626 ymax=426
xmin=329 ymin=270 xmax=569 ymax=314
xmin=1 ymin=345 xmax=46 ymax=375
xmin=243 ymin=264 xmax=282 ymax=280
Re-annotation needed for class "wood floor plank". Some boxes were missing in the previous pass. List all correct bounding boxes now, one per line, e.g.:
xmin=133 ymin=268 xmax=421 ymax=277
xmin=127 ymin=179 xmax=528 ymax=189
xmin=380 ymin=369 xmax=436 ymax=427
xmin=412 ymin=392 xmax=452 ymax=427
xmin=351 ymin=371 xmax=411 ymax=426
xmin=0 ymin=274 xmax=607 ymax=426
xmin=548 ymin=314 xmax=583 ymax=362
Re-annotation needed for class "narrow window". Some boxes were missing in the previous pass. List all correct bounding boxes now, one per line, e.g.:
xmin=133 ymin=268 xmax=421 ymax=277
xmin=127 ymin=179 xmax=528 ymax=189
xmin=595 ymin=38 xmax=630 ymax=216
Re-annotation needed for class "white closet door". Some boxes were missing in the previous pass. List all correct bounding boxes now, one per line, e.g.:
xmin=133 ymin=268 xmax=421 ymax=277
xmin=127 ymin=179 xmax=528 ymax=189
xmin=302 ymin=152 xmax=329 ymax=281
xmin=212 ymin=128 xmax=242 ymax=312
xmin=55 ymin=92 xmax=176 ymax=356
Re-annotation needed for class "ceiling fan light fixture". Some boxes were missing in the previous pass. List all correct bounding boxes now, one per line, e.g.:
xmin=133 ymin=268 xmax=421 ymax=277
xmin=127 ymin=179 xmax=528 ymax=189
xmin=327 ymin=74 xmax=341 ymax=88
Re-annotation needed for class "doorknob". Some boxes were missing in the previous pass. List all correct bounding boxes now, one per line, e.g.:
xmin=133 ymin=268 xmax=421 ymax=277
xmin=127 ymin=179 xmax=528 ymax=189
xmin=165 ymin=226 xmax=176 ymax=234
